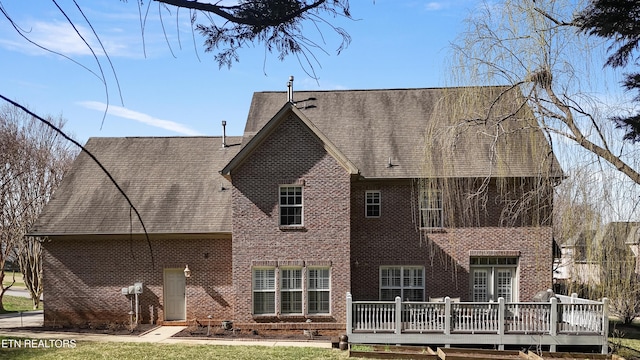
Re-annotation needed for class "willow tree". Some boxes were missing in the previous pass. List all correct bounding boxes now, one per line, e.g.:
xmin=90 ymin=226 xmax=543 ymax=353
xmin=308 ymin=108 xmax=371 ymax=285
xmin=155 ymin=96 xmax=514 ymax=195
xmin=439 ymin=0 xmax=640 ymax=316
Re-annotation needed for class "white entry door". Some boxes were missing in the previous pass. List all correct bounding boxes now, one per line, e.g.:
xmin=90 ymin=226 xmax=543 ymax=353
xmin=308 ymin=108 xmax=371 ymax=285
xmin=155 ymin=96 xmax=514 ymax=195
xmin=164 ymin=268 xmax=186 ymax=321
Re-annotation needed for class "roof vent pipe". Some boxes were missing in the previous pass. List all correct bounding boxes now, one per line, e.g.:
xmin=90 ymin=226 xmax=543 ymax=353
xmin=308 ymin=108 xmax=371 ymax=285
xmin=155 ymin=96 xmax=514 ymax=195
xmin=287 ymin=75 xmax=294 ymax=103
xmin=221 ymin=120 xmax=227 ymax=148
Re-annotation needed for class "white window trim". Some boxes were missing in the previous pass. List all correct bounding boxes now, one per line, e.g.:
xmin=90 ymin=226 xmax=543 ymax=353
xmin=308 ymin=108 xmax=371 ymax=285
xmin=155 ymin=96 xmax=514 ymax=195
xmin=307 ymin=267 xmax=331 ymax=315
xmin=379 ymin=266 xmax=425 ymax=301
xmin=252 ymin=266 xmax=332 ymax=317
xmin=470 ymin=257 xmax=519 ymax=302
xmin=419 ymin=189 xmax=443 ymax=229
xmin=365 ymin=190 xmax=381 ymax=218
xmin=252 ymin=267 xmax=276 ymax=315
xmin=279 ymin=185 xmax=304 ymax=227
xmin=280 ymin=267 xmax=303 ymax=315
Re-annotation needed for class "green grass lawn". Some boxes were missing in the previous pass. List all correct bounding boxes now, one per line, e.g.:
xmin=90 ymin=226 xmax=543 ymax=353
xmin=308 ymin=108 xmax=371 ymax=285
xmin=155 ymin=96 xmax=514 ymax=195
xmin=0 ymin=338 xmax=350 ymax=360
xmin=1 ymin=272 xmax=38 ymax=314
xmin=609 ymin=319 xmax=640 ymax=359
xmin=2 ymin=295 xmax=35 ymax=312
xmin=0 ymin=295 xmax=38 ymax=314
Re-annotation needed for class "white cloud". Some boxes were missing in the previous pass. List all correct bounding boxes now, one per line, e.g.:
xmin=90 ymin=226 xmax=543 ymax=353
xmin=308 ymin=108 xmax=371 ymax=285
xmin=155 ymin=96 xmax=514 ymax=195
xmin=1 ymin=20 xmax=137 ymax=57
xmin=79 ymin=101 xmax=204 ymax=136
xmin=425 ymin=2 xmax=445 ymax=11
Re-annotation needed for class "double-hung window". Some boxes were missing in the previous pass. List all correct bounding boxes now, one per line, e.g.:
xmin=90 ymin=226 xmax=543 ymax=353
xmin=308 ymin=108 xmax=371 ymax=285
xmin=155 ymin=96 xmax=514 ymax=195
xmin=280 ymin=268 xmax=303 ymax=314
xmin=253 ymin=268 xmax=275 ymax=315
xmin=365 ymin=191 xmax=381 ymax=218
xmin=419 ymin=189 xmax=443 ymax=229
xmin=308 ymin=268 xmax=330 ymax=314
xmin=252 ymin=266 xmax=332 ymax=316
xmin=280 ymin=186 xmax=303 ymax=226
xmin=380 ymin=266 xmax=424 ymax=301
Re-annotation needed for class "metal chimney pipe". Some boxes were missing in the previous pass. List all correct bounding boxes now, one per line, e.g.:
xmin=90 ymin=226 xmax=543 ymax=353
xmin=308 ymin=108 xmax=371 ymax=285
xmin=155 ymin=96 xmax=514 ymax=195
xmin=222 ymin=120 xmax=227 ymax=148
xmin=287 ymin=75 xmax=294 ymax=103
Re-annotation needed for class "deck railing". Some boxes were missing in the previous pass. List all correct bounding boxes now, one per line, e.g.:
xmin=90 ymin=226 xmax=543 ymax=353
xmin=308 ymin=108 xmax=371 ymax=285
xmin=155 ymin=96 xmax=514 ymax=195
xmin=346 ymin=292 xmax=609 ymax=354
xmin=555 ymin=293 xmax=605 ymax=333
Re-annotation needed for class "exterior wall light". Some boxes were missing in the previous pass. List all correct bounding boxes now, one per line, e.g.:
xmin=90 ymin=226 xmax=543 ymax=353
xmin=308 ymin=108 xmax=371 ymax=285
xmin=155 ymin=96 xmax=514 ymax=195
xmin=184 ymin=265 xmax=191 ymax=278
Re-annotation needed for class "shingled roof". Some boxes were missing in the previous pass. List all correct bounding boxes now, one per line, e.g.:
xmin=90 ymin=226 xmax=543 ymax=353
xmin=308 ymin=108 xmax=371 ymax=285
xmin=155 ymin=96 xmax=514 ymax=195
xmin=243 ymin=87 xmax=562 ymax=179
xmin=30 ymin=137 xmax=241 ymax=236
xmin=31 ymin=87 xmax=561 ymax=237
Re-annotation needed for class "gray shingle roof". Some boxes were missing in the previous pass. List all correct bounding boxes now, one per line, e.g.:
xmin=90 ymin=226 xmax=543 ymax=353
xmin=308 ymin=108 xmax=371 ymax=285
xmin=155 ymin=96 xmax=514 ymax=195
xmin=243 ymin=87 xmax=562 ymax=179
xmin=31 ymin=87 xmax=562 ymax=236
xmin=29 ymin=137 xmax=241 ymax=236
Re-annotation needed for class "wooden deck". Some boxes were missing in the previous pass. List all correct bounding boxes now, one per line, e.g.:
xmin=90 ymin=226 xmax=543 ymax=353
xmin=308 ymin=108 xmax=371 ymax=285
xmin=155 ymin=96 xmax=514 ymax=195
xmin=346 ymin=293 xmax=609 ymax=354
xmin=349 ymin=346 xmax=622 ymax=359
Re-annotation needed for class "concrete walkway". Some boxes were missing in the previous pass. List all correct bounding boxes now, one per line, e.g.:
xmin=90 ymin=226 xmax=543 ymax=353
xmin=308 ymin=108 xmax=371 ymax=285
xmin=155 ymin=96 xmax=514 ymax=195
xmin=0 ymin=311 xmax=332 ymax=348
xmin=4 ymin=287 xmax=44 ymax=300
xmin=0 ymin=310 xmax=43 ymax=328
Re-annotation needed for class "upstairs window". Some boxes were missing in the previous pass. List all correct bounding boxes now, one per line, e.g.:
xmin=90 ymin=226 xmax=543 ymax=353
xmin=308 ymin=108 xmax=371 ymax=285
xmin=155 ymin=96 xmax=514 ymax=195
xmin=279 ymin=186 xmax=303 ymax=226
xmin=419 ymin=189 xmax=443 ymax=229
xmin=365 ymin=191 xmax=381 ymax=218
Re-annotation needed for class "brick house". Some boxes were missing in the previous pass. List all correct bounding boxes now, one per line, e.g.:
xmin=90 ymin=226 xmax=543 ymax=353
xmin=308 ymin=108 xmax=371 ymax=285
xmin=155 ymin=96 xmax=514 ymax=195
xmin=29 ymin=86 xmax=561 ymax=330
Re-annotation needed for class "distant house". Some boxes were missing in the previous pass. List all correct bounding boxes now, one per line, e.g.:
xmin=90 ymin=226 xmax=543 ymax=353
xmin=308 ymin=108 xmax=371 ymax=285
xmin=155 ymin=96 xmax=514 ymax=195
xmin=29 ymin=86 xmax=562 ymax=330
xmin=554 ymin=222 xmax=640 ymax=289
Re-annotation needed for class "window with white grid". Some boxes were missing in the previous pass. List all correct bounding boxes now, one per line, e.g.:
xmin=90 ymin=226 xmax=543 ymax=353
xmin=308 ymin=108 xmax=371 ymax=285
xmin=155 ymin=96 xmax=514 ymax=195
xmin=419 ymin=189 xmax=443 ymax=229
xmin=252 ymin=268 xmax=275 ymax=315
xmin=280 ymin=268 xmax=302 ymax=314
xmin=470 ymin=257 xmax=517 ymax=302
xmin=380 ymin=266 xmax=424 ymax=301
xmin=365 ymin=191 xmax=381 ymax=218
xmin=279 ymin=186 xmax=303 ymax=226
xmin=308 ymin=268 xmax=330 ymax=314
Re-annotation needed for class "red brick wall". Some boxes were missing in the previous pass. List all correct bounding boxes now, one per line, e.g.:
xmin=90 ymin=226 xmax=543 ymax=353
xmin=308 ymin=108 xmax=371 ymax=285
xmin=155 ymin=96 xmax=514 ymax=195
xmin=350 ymin=180 xmax=552 ymax=302
xmin=231 ymin=114 xmax=351 ymax=324
xmin=42 ymin=236 xmax=233 ymax=326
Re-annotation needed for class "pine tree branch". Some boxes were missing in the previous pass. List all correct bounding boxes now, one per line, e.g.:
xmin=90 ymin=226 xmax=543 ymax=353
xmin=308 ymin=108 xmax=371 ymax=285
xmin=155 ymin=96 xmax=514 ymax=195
xmin=155 ymin=0 xmax=328 ymax=26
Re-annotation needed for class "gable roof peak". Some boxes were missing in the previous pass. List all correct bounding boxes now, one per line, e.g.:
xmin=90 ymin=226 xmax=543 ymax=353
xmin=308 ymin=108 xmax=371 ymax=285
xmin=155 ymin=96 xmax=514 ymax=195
xmin=221 ymin=103 xmax=359 ymax=179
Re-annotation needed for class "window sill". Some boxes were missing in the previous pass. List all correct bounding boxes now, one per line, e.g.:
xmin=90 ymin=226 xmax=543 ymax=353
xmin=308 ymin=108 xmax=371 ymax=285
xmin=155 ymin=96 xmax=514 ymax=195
xmin=277 ymin=314 xmax=306 ymax=320
xmin=252 ymin=314 xmax=277 ymax=319
xmin=279 ymin=226 xmax=307 ymax=231
xmin=252 ymin=314 xmax=332 ymax=320
xmin=306 ymin=314 xmax=333 ymax=319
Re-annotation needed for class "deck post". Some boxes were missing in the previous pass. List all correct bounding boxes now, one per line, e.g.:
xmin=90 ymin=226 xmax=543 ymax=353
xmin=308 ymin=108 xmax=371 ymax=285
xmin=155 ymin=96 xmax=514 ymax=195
xmin=346 ymin=292 xmax=353 ymax=336
xmin=549 ymin=297 xmax=558 ymax=352
xmin=602 ymin=297 xmax=609 ymax=355
xmin=550 ymin=297 xmax=558 ymax=336
xmin=497 ymin=297 xmax=505 ymax=350
xmin=444 ymin=296 xmax=451 ymax=339
xmin=395 ymin=296 xmax=402 ymax=335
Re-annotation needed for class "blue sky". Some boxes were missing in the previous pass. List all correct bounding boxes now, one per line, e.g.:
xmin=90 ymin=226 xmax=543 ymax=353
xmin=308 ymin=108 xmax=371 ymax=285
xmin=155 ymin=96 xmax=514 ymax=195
xmin=0 ymin=0 xmax=474 ymax=143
